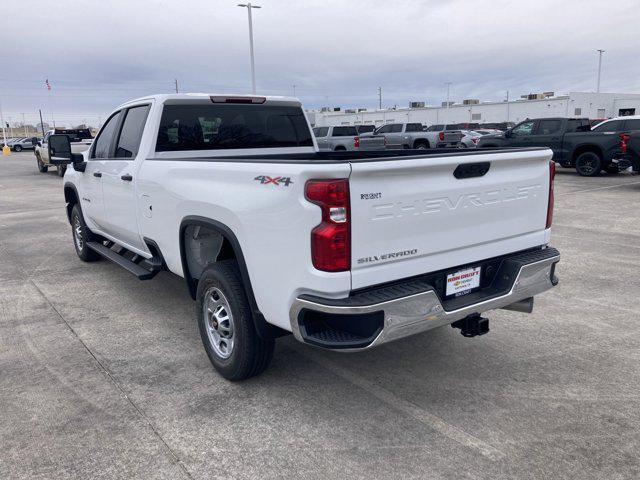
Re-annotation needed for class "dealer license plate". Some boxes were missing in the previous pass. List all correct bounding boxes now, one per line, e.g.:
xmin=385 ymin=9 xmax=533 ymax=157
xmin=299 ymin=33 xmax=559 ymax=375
xmin=446 ymin=267 xmax=481 ymax=297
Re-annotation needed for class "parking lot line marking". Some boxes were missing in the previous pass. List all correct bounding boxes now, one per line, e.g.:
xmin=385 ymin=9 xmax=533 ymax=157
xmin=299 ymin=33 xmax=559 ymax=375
xmin=290 ymin=344 xmax=506 ymax=461
xmin=557 ymin=180 xmax=640 ymax=196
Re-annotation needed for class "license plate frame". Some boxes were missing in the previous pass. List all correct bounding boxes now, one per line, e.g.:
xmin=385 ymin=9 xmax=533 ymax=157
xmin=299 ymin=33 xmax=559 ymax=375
xmin=446 ymin=266 xmax=482 ymax=297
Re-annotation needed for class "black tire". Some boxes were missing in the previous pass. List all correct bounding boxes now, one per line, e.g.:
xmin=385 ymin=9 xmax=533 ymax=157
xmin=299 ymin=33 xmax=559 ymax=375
xmin=575 ymin=152 xmax=602 ymax=177
xmin=36 ymin=153 xmax=48 ymax=173
xmin=13 ymin=145 xmax=22 ymax=152
xmin=413 ymin=141 xmax=429 ymax=150
xmin=459 ymin=143 xmax=468 ymax=148
xmin=70 ymin=204 xmax=100 ymax=262
xmin=57 ymin=165 xmax=67 ymax=177
xmin=195 ymin=260 xmax=274 ymax=381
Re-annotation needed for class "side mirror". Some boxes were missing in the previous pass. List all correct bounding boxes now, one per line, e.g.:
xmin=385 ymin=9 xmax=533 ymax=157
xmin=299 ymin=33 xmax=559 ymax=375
xmin=504 ymin=129 xmax=512 ymax=138
xmin=48 ymin=135 xmax=73 ymax=164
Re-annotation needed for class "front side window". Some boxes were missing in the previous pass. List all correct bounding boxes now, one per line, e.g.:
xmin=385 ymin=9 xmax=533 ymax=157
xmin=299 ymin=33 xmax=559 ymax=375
xmin=536 ymin=119 xmax=562 ymax=135
xmin=93 ymin=112 xmax=122 ymax=159
xmin=156 ymin=104 xmax=313 ymax=151
xmin=512 ymin=120 xmax=535 ymax=136
xmin=116 ymin=105 xmax=150 ymax=158
xmin=389 ymin=124 xmax=403 ymax=133
xmin=376 ymin=125 xmax=393 ymax=134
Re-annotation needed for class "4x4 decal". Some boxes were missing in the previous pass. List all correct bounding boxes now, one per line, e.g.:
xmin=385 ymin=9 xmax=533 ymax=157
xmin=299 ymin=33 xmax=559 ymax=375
xmin=254 ymin=175 xmax=293 ymax=187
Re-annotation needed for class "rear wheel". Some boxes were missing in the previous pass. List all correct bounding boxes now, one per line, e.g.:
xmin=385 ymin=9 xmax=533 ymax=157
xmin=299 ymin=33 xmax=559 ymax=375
xmin=13 ymin=145 xmax=22 ymax=152
xmin=413 ymin=141 xmax=428 ymax=150
xmin=575 ymin=152 xmax=602 ymax=177
xmin=36 ymin=153 xmax=48 ymax=173
xmin=196 ymin=260 xmax=274 ymax=381
xmin=71 ymin=204 xmax=100 ymax=262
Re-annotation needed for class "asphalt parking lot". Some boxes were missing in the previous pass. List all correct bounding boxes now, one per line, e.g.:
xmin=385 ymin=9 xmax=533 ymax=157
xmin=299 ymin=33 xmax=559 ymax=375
xmin=1 ymin=150 xmax=640 ymax=479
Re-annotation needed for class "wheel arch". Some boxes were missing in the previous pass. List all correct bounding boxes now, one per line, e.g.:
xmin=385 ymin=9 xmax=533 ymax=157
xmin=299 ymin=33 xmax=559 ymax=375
xmin=572 ymin=144 xmax=603 ymax=162
xmin=179 ymin=216 xmax=286 ymax=340
xmin=63 ymin=182 xmax=80 ymax=224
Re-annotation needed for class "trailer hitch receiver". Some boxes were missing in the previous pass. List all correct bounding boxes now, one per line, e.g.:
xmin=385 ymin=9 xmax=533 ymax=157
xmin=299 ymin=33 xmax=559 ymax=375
xmin=451 ymin=314 xmax=489 ymax=338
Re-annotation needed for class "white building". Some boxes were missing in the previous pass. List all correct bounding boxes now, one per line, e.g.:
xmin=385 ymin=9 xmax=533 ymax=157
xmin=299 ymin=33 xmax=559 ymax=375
xmin=309 ymin=91 xmax=640 ymax=127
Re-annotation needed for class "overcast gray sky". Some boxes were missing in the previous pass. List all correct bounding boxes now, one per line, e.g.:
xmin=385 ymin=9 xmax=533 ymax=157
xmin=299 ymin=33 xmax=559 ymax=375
xmin=2 ymin=0 xmax=639 ymax=126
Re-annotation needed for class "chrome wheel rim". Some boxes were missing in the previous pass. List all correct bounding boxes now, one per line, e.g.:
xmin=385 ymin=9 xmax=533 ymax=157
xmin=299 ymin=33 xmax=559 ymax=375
xmin=203 ymin=287 xmax=235 ymax=359
xmin=73 ymin=214 xmax=84 ymax=251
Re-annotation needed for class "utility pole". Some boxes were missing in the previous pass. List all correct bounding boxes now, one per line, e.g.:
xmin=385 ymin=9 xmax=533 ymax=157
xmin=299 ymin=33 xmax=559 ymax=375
xmin=174 ymin=78 xmax=179 ymax=93
xmin=506 ymin=90 xmax=510 ymax=122
xmin=38 ymin=109 xmax=45 ymax=137
xmin=378 ymin=86 xmax=382 ymax=110
xmin=596 ymin=49 xmax=604 ymax=93
xmin=445 ymin=82 xmax=452 ymax=109
xmin=7 ymin=116 xmax=12 ymax=137
xmin=0 ymin=99 xmax=6 ymax=146
xmin=22 ymin=113 xmax=27 ymax=137
xmin=238 ymin=3 xmax=261 ymax=94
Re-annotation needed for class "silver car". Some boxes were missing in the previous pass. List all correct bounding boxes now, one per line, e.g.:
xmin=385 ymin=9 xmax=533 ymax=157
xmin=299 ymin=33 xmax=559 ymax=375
xmin=10 ymin=137 xmax=36 ymax=152
xmin=313 ymin=126 xmax=360 ymax=151
xmin=437 ymin=130 xmax=483 ymax=148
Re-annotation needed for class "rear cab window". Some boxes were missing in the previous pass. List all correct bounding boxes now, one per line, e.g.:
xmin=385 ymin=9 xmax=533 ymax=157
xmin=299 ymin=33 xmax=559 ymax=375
xmin=331 ymin=127 xmax=358 ymax=137
xmin=156 ymin=103 xmax=313 ymax=152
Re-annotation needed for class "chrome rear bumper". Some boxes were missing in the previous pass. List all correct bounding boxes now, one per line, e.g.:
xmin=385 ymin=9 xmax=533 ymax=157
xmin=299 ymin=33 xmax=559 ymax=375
xmin=290 ymin=247 xmax=559 ymax=351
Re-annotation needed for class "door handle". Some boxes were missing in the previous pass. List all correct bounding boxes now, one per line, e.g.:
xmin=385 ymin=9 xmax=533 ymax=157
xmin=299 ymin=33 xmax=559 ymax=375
xmin=93 ymin=172 xmax=102 ymax=178
xmin=120 ymin=174 xmax=133 ymax=181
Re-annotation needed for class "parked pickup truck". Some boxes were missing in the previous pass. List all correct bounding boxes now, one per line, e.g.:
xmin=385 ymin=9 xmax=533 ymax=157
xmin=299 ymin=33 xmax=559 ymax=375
xmin=48 ymin=93 xmax=560 ymax=381
xmin=312 ymin=126 xmax=362 ymax=151
xmin=359 ymin=122 xmax=436 ymax=150
xmin=35 ymin=128 xmax=94 ymax=176
xmin=477 ymin=117 xmax=640 ymax=176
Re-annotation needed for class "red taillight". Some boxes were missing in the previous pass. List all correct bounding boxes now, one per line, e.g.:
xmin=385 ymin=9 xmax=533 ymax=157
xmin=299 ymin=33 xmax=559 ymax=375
xmin=546 ymin=161 xmax=555 ymax=229
xmin=354 ymin=136 xmax=360 ymax=148
xmin=620 ymin=133 xmax=630 ymax=154
xmin=439 ymin=132 xmax=445 ymax=141
xmin=471 ymin=137 xmax=478 ymax=144
xmin=305 ymin=179 xmax=350 ymax=272
xmin=383 ymin=136 xmax=388 ymax=146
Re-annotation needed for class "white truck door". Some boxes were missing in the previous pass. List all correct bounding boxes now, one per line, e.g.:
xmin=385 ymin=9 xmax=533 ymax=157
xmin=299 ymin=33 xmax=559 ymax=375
xmin=100 ymin=104 xmax=150 ymax=251
xmin=78 ymin=112 xmax=124 ymax=232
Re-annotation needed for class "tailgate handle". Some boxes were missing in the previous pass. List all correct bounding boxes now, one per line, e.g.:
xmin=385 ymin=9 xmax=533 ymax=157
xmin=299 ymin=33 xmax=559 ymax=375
xmin=454 ymin=162 xmax=490 ymax=179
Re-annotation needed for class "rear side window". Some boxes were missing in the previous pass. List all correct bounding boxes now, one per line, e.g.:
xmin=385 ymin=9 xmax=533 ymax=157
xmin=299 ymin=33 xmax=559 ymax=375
xmin=405 ymin=123 xmax=423 ymax=132
xmin=332 ymin=126 xmax=357 ymax=137
xmin=623 ymin=119 xmax=640 ymax=131
xmin=426 ymin=124 xmax=444 ymax=132
xmin=156 ymin=104 xmax=313 ymax=151
xmin=116 ymin=105 xmax=150 ymax=158
xmin=592 ymin=120 xmax=624 ymax=132
xmin=93 ymin=112 xmax=122 ymax=159
xmin=313 ymin=127 xmax=329 ymax=137
xmin=536 ymin=119 xmax=562 ymax=135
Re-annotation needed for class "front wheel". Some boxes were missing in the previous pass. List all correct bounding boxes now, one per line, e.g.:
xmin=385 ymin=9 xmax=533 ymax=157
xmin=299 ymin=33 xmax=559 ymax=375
xmin=196 ymin=260 xmax=274 ymax=381
xmin=575 ymin=152 xmax=602 ymax=177
xmin=71 ymin=204 xmax=100 ymax=262
xmin=13 ymin=145 xmax=22 ymax=152
xmin=36 ymin=154 xmax=48 ymax=173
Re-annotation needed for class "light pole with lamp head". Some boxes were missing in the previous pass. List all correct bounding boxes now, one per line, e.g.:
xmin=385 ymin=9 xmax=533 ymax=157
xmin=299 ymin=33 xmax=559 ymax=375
xmin=237 ymin=3 xmax=261 ymax=94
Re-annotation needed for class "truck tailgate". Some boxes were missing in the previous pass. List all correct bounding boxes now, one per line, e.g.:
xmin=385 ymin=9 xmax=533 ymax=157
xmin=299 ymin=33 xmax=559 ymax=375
xmin=349 ymin=148 xmax=552 ymax=289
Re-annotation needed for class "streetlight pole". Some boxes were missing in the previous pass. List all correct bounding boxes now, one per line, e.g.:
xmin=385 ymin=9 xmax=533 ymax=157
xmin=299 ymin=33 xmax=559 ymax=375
xmin=238 ymin=3 xmax=261 ymax=94
xmin=596 ymin=49 xmax=604 ymax=93
xmin=292 ymin=84 xmax=296 ymax=97
xmin=445 ymin=82 xmax=452 ymax=109
xmin=378 ymin=86 xmax=382 ymax=110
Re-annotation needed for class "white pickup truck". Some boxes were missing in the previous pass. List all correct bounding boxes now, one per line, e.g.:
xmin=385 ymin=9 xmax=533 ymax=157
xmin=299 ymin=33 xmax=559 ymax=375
xmin=47 ymin=93 xmax=559 ymax=381
xmin=35 ymin=128 xmax=94 ymax=176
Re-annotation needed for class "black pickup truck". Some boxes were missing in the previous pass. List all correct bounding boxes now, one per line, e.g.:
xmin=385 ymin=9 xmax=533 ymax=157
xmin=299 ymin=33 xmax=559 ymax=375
xmin=478 ymin=117 xmax=640 ymax=176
